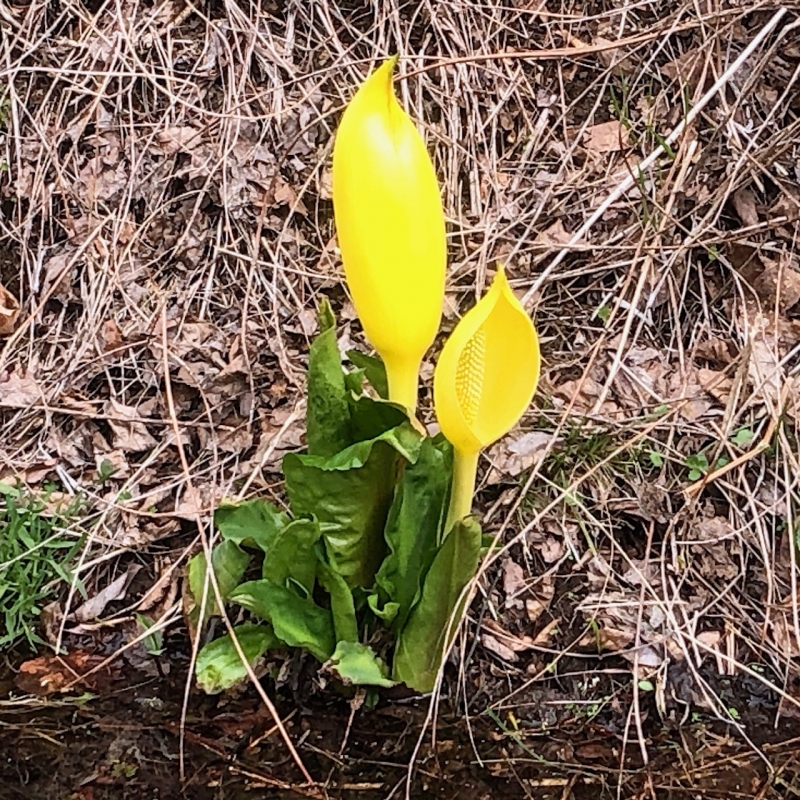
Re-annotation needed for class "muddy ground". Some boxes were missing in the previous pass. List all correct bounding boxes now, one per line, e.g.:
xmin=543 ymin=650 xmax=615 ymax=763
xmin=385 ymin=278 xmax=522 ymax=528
xmin=3 ymin=576 xmax=800 ymax=800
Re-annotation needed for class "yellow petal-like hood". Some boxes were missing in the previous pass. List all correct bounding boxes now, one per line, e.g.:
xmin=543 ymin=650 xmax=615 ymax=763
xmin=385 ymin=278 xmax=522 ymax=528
xmin=332 ymin=57 xmax=446 ymax=412
xmin=434 ymin=267 xmax=540 ymax=455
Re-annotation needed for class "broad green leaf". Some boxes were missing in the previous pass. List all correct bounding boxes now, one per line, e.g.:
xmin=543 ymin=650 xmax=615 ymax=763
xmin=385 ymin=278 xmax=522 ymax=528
xmin=346 ymin=350 xmax=389 ymax=399
xmin=230 ymin=579 xmax=335 ymax=662
xmin=195 ymin=623 xmax=279 ymax=694
xmin=375 ymin=436 xmax=452 ymax=632
xmin=348 ymin=394 xmax=409 ymax=444
xmin=317 ymin=553 xmax=358 ymax=643
xmin=344 ymin=369 xmax=365 ymax=395
xmin=283 ymin=421 xmax=422 ymax=588
xmin=261 ymin=518 xmax=321 ymax=597
xmin=188 ymin=540 xmax=250 ymax=618
xmin=307 ymin=300 xmax=353 ymax=457
xmin=392 ymin=518 xmax=482 ymax=693
xmin=214 ymin=499 xmax=289 ymax=551
xmin=325 ymin=641 xmax=394 ymax=687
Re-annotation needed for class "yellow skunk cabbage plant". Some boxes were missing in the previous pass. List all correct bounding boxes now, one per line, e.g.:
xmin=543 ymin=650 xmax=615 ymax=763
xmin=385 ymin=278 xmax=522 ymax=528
xmin=434 ymin=266 xmax=541 ymax=530
xmin=187 ymin=61 xmax=542 ymax=699
xmin=332 ymin=57 xmax=446 ymax=413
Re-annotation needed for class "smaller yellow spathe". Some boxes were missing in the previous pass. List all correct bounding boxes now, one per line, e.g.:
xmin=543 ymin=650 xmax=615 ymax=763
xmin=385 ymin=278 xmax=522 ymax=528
xmin=332 ymin=57 xmax=446 ymax=413
xmin=434 ymin=266 xmax=540 ymax=529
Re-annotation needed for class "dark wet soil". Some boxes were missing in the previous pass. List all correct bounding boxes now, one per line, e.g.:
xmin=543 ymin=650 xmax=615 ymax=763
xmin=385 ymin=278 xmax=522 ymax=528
xmin=3 ymin=642 xmax=800 ymax=800
xmin=3 ymin=556 xmax=800 ymax=800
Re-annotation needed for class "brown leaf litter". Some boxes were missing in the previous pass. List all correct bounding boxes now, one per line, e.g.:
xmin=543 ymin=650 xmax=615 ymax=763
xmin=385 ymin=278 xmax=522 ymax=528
xmin=584 ymin=120 xmax=632 ymax=153
xmin=3 ymin=2 xmax=800 ymax=774
xmin=15 ymin=652 xmax=120 ymax=697
xmin=0 ymin=282 xmax=20 ymax=336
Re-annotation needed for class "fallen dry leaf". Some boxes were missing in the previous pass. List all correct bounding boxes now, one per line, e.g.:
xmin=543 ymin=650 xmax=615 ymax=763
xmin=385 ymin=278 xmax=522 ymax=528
xmin=99 ymin=319 xmax=124 ymax=351
xmin=748 ymin=317 xmax=784 ymax=406
xmin=481 ymin=633 xmax=519 ymax=663
xmin=772 ymin=190 xmax=800 ymax=223
xmin=174 ymin=481 xmax=217 ymax=520
xmin=525 ymin=598 xmax=547 ymax=624
xmin=755 ymin=255 xmax=800 ymax=310
xmin=578 ymin=586 xmax=679 ymax=663
xmin=72 ymin=564 xmax=142 ymax=623
xmin=217 ymin=415 xmax=254 ymax=453
xmin=691 ymin=535 xmax=740 ymax=583
xmin=584 ymin=120 xmax=631 ymax=153
xmin=667 ymin=369 xmax=714 ymax=421
xmin=594 ymin=35 xmax=635 ymax=73
xmin=534 ymin=219 xmax=574 ymax=248
xmin=156 ymin=125 xmax=203 ymax=154
xmin=660 ymin=48 xmax=708 ymax=97
xmin=732 ymin=186 xmax=759 ymax=228
xmin=539 ymin=535 xmax=565 ymax=564
xmin=77 ymin=158 xmax=128 ymax=204
xmin=136 ymin=558 xmax=178 ymax=612
xmin=502 ymin=558 xmax=526 ymax=598
xmin=692 ymin=516 xmax=734 ymax=543
xmin=696 ymin=628 xmax=723 ymax=665
xmin=0 ymin=368 xmax=45 ymax=408
xmin=15 ymin=652 xmax=117 ymax=696
xmin=770 ymin=612 xmax=800 ymax=659
xmin=551 ymin=374 xmax=604 ymax=414
xmin=105 ymin=398 xmax=158 ymax=452
xmin=483 ymin=619 xmax=536 ymax=654
xmin=532 ymin=617 xmax=560 ymax=646
xmin=696 ymin=335 xmax=735 ymax=365
xmin=0 ymin=282 xmax=20 ymax=335
xmin=486 ymin=431 xmax=551 ymax=484
xmin=697 ymin=368 xmax=733 ymax=406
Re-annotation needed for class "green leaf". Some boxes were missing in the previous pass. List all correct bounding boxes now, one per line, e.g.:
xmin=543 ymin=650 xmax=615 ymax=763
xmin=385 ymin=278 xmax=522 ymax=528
xmin=732 ymin=428 xmax=755 ymax=447
xmin=392 ymin=518 xmax=482 ymax=693
xmin=135 ymin=613 xmax=164 ymax=656
xmin=685 ymin=452 xmax=709 ymax=475
xmin=367 ymin=594 xmax=399 ymax=624
xmin=348 ymin=394 xmax=410 ymax=443
xmin=195 ymin=623 xmax=279 ymax=694
xmin=375 ymin=436 xmax=452 ymax=632
xmin=325 ymin=641 xmax=394 ymax=688
xmin=307 ymin=299 xmax=353 ymax=458
xmin=344 ymin=369 xmax=365 ymax=395
xmin=187 ymin=540 xmax=250 ymax=618
xmin=346 ymin=350 xmax=389 ymax=399
xmin=283 ymin=421 xmax=423 ymax=588
xmin=316 ymin=549 xmax=359 ymax=644
xmin=480 ymin=533 xmax=503 ymax=557
xmin=260 ymin=518 xmax=321 ymax=597
xmin=214 ymin=499 xmax=289 ymax=550
xmin=230 ymin=579 xmax=335 ymax=662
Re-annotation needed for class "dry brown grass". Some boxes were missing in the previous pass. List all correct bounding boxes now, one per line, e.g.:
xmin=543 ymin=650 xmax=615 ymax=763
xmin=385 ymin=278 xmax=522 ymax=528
xmin=2 ymin=0 xmax=800 ymax=795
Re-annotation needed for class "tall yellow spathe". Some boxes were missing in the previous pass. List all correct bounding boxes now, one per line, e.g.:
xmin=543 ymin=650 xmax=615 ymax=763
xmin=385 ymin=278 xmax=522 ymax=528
xmin=332 ymin=57 xmax=446 ymax=413
xmin=434 ymin=267 xmax=541 ymax=531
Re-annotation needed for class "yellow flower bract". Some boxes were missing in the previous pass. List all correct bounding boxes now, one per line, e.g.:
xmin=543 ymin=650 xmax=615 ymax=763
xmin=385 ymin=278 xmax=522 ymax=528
xmin=435 ymin=267 xmax=540 ymax=455
xmin=435 ymin=267 xmax=540 ymax=529
xmin=332 ymin=57 xmax=446 ymax=412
